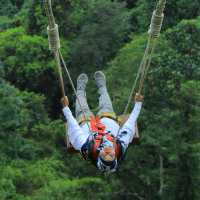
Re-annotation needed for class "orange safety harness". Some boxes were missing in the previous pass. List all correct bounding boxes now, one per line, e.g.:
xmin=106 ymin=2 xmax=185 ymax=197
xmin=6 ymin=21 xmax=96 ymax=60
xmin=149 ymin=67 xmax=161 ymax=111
xmin=87 ymin=116 xmax=122 ymax=161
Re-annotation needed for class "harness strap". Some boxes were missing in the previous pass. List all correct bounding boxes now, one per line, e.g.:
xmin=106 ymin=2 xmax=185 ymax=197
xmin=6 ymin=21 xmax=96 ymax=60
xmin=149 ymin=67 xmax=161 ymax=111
xmin=78 ymin=112 xmax=118 ymax=125
xmin=97 ymin=112 xmax=117 ymax=121
xmin=87 ymin=133 xmax=122 ymax=162
xmin=79 ymin=115 xmax=122 ymax=162
xmin=90 ymin=116 xmax=106 ymax=134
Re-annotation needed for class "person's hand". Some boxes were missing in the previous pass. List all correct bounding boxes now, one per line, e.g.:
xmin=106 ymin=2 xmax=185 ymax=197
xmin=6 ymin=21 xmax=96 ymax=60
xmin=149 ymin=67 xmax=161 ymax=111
xmin=134 ymin=93 xmax=144 ymax=102
xmin=61 ymin=96 xmax=69 ymax=107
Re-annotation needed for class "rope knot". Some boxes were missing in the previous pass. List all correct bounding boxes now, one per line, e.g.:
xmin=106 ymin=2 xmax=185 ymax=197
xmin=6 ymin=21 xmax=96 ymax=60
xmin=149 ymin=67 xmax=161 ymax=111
xmin=47 ymin=24 xmax=60 ymax=51
xmin=148 ymin=11 xmax=164 ymax=38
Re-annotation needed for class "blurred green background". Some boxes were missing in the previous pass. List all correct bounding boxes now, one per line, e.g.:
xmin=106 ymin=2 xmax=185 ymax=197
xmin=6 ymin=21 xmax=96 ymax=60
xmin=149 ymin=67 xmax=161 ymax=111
xmin=0 ymin=0 xmax=200 ymax=199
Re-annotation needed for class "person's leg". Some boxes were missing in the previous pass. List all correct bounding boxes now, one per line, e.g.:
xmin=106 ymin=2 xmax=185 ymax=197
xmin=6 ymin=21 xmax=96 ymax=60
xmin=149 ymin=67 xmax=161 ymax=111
xmin=76 ymin=73 xmax=93 ymax=123
xmin=94 ymin=71 xmax=116 ymax=119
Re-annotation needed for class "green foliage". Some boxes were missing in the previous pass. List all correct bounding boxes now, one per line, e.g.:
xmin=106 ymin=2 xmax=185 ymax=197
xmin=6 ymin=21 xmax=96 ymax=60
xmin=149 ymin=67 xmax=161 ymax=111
xmin=104 ymin=16 xmax=200 ymax=199
xmin=0 ymin=27 xmax=52 ymax=87
xmin=0 ymin=80 xmax=52 ymax=161
xmin=130 ymin=0 xmax=200 ymax=32
xmin=0 ymin=26 xmax=70 ymax=116
xmin=0 ymin=16 xmax=15 ymax=31
xmin=105 ymin=33 xmax=147 ymax=113
xmin=0 ymin=1 xmax=200 ymax=199
xmin=173 ymin=81 xmax=200 ymax=200
xmin=26 ymin=1 xmax=47 ymax=35
xmin=25 ymin=0 xmax=92 ymax=37
xmin=33 ymin=177 xmax=107 ymax=200
xmin=0 ymin=0 xmax=27 ymax=31
xmin=70 ymin=0 xmax=131 ymax=74
xmin=0 ymin=60 xmax=5 ymax=78
xmin=0 ymin=80 xmax=47 ymax=135
xmin=0 ymin=0 xmax=19 ymax=17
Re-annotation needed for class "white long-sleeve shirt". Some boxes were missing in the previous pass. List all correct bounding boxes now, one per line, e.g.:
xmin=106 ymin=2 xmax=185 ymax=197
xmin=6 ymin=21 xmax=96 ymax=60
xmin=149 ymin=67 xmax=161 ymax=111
xmin=63 ymin=102 xmax=142 ymax=151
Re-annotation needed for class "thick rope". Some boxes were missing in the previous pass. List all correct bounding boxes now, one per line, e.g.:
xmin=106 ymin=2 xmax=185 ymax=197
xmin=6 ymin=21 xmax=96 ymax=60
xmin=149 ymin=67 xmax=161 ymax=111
xmin=44 ymin=0 xmax=65 ymax=97
xmin=123 ymin=53 xmax=144 ymax=115
xmin=47 ymin=24 xmax=61 ymax=51
xmin=54 ymin=51 xmax=66 ymax=97
xmin=43 ymin=0 xmax=91 ymax=132
xmin=138 ymin=38 xmax=157 ymax=94
xmin=44 ymin=0 xmax=55 ymax=28
xmin=59 ymin=50 xmax=90 ymax=124
xmin=148 ymin=12 xmax=164 ymax=38
xmin=123 ymin=0 xmax=166 ymax=115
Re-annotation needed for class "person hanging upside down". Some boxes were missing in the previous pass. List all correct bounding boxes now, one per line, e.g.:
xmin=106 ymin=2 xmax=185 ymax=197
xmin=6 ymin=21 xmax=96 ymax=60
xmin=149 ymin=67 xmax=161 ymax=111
xmin=61 ymin=71 xmax=143 ymax=173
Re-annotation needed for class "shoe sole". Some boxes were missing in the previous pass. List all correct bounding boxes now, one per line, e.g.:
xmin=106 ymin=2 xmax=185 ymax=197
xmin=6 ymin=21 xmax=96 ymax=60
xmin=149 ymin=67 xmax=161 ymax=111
xmin=77 ymin=73 xmax=88 ymax=83
xmin=94 ymin=71 xmax=106 ymax=81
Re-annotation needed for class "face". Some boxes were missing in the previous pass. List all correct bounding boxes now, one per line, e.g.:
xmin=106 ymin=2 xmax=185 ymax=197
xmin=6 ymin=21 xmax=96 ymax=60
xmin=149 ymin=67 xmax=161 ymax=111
xmin=99 ymin=147 xmax=116 ymax=162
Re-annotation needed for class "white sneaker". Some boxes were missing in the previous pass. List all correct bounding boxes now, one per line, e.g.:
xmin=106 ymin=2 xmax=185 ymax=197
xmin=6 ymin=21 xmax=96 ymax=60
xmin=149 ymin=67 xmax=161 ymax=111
xmin=77 ymin=73 xmax=88 ymax=90
xmin=94 ymin=71 xmax=106 ymax=88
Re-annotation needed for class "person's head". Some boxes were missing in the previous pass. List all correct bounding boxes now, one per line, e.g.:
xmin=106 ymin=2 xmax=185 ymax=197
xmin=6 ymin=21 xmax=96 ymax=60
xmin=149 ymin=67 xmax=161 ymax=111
xmin=97 ymin=136 xmax=118 ymax=172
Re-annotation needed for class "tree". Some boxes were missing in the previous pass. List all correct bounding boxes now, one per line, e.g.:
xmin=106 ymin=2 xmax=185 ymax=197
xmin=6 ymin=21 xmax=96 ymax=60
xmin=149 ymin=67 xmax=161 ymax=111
xmin=0 ymin=27 xmax=70 ymax=117
xmin=104 ymin=16 xmax=200 ymax=199
xmin=69 ymin=0 xmax=131 ymax=75
xmin=0 ymin=0 xmax=18 ymax=17
xmin=130 ymin=0 xmax=200 ymax=33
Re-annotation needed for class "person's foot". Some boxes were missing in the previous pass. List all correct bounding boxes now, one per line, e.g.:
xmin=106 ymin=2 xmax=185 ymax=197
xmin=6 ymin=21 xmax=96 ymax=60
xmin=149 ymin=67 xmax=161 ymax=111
xmin=77 ymin=73 xmax=88 ymax=90
xmin=94 ymin=71 xmax=106 ymax=88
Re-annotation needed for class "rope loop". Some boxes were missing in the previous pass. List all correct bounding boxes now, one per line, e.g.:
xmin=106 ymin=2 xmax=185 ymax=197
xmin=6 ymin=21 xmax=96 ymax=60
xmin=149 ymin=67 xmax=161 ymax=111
xmin=47 ymin=24 xmax=61 ymax=51
xmin=148 ymin=11 xmax=164 ymax=38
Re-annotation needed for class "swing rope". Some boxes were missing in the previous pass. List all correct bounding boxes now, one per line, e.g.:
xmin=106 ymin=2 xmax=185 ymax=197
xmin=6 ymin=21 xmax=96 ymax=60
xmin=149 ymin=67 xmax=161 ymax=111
xmin=43 ymin=0 xmax=91 ymax=132
xmin=123 ymin=0 xmax=166 ymax=115
xmin=43 ymin=0 xmax=167 ymax=150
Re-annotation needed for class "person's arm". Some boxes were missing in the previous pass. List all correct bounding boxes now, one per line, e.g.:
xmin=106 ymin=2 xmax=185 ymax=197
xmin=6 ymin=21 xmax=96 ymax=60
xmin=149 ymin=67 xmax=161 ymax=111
xmin=61 ymin=96 xmax=90 ymax=151
xmin=117 ymin=93 xmax=143 ymax=148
